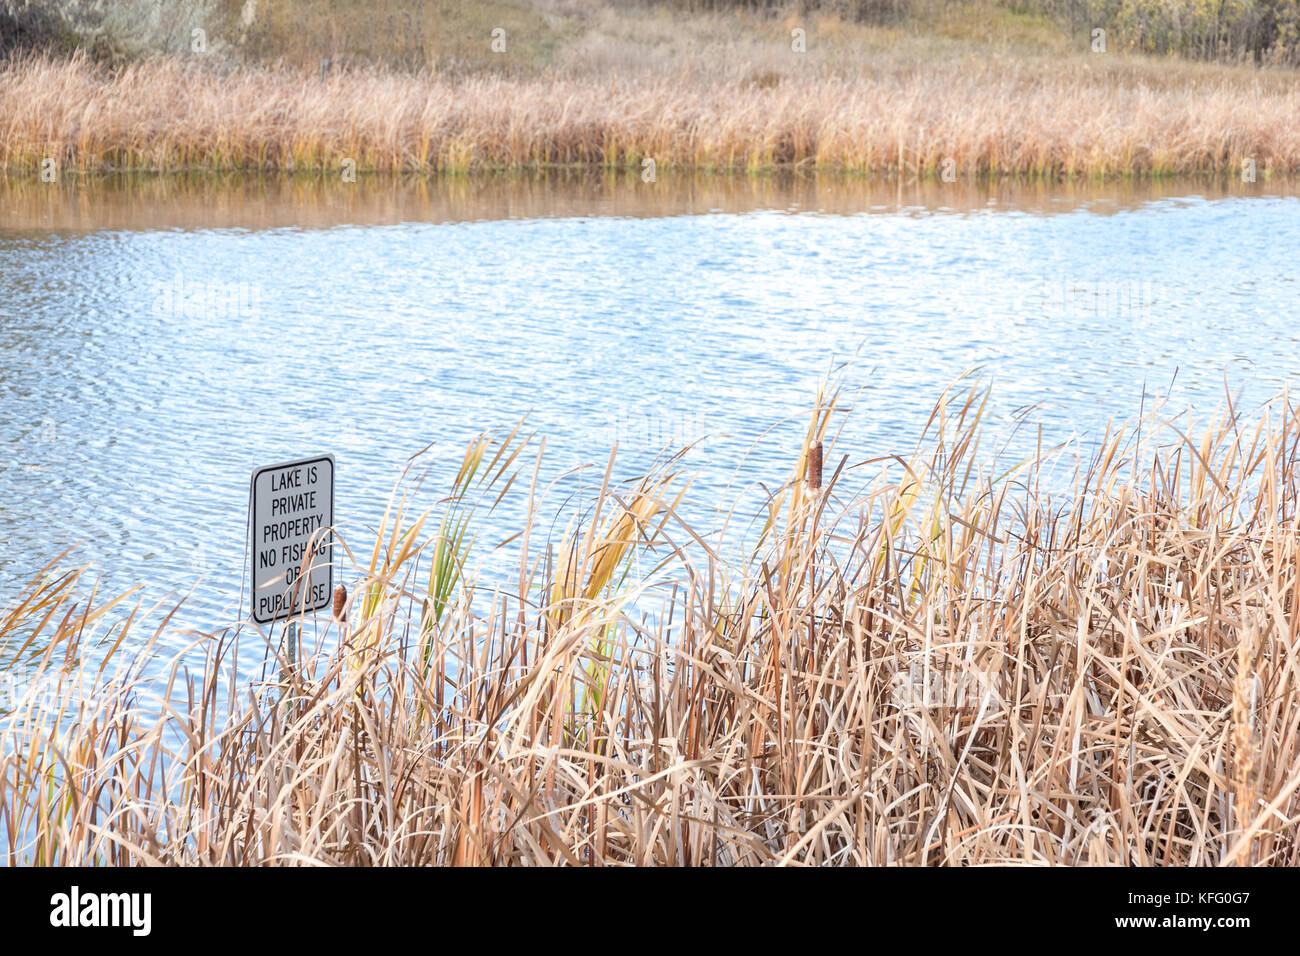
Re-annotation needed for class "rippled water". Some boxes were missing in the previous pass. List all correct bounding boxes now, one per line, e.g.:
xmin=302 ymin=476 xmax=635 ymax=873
xmin=2 ymin=172 xmax=1298 ymax=661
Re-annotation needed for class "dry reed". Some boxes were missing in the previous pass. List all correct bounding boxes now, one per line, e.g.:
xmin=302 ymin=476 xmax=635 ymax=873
xmin=4 ymin=385 xmax=1300 ymax=865
xmin=3 ymin=51 xmax=1300 ymax=176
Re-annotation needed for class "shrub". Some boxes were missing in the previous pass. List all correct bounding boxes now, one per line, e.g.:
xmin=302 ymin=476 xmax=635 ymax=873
xmin=1014 ymin=0 xmax=1300 ymax=65
xmin=0 ymin=0 xmax=218 ymax=63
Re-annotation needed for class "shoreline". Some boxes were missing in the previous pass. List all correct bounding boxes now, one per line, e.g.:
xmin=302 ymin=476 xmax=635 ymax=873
xmin=3 ymin=169 xmax=1294 ymax=233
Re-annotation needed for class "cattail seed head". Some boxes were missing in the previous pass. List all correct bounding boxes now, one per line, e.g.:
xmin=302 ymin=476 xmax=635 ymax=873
xmin=807 ymin=440 xmax=823 ymax=494
xmin=333 ymin=583 xmax=348 ymax=623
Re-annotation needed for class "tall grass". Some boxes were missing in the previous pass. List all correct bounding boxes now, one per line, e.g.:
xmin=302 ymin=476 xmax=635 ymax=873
xmin=4 ymin=386 xmax=1300 ymax=865
xmin=3 ymin=51 xmax=1299 ymax=175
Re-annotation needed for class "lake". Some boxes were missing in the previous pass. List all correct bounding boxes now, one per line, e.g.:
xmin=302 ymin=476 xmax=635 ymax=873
xmin=2 ymin=172 xmax=1298 ymax=668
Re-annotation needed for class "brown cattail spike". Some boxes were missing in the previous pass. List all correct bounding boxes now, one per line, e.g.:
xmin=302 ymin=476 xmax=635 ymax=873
xmin=807 ymin=441 xmax=823 ymax=494
xmin=332 ymin=583 xmax=348 ymax=623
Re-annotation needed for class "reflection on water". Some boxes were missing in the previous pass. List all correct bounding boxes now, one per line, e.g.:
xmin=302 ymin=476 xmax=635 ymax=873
xmin=2 ymin=169 xmax=1293 ymax=231
xmin=1 ymin=171 xmax=1298 ymax=664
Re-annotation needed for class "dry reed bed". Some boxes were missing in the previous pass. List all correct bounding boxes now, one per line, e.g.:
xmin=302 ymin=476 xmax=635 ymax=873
xmin=4 ymin=387 xmax=1300 ymax=865
xmin=3 ymin=53 xmax=1300 ymax=175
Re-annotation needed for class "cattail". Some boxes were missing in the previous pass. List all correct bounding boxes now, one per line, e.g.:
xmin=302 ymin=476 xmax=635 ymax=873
xmin=1231 ymin=619 xmax=1259 ymax=866
xmin=807 ymin=440 xmax=823 ymax=494
xmin=332 ymin=583 xmax=348 ymax=623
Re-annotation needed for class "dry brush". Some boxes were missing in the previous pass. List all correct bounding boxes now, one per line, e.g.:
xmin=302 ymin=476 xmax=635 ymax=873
xmin=3 ymin=386 xmax=1300 ymax=865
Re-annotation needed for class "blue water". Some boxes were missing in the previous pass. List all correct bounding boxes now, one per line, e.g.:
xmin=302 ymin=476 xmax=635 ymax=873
xmin=2 ymin=179 xmax=1298 ymax=670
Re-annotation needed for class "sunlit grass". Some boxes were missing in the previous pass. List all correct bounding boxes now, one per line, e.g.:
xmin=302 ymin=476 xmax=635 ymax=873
xmin=2 ymin=43 xmax=1299 ymax=176
xmin=4 ymin=384 xmax=1300 ymax=865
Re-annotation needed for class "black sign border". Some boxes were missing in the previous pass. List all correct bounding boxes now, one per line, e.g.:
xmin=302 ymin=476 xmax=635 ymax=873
xmin=248 ymin=454 xmax=335 ymax=625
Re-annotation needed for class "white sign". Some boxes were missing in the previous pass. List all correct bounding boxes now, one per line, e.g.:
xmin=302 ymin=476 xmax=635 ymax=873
xmin=248 ymin=455 xmax=334 ymax=624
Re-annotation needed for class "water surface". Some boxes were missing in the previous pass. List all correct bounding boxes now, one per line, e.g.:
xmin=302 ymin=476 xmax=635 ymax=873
xmin=2 ymin=172 xmax=1298 ymax=662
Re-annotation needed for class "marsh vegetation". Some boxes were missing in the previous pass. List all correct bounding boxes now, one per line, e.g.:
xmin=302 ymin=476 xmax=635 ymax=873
xmin=4 ymin=388 xmax=1299 ymax=865
xmin=2 ymin=1 xmax=1298 ymax=175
